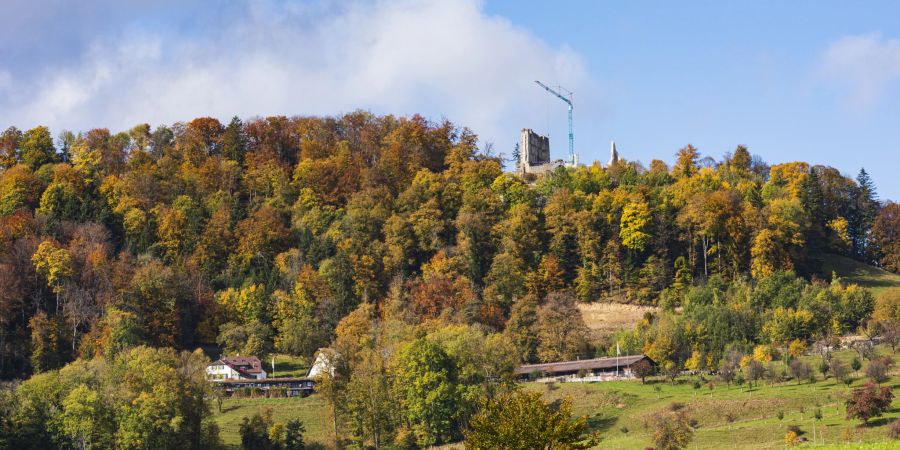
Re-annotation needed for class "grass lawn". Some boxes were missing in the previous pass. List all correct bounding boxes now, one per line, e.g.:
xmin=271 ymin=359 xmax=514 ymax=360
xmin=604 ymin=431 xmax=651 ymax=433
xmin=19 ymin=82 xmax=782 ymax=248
xmin=821 ymin=253 xmax=900 ymax=298
xmin=213 ymin=348 xmax=898 ymax=449
xmin=270 ymin=353 xmax=311 ymax=378
xmin=213 ymin=395 xmax=332 ymax=448
xmin=524 ymin=347 xmax=899 ymax=449
xmin=527 ymin=376 xmax=898 ymax=449
xmin=211 ymin=355 xmax=318 ymax=448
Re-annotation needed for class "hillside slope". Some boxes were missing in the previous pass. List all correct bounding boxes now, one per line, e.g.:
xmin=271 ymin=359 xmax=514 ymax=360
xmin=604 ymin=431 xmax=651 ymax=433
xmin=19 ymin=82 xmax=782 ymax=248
xmin=821 ymin=254 xmax=900 ymax=298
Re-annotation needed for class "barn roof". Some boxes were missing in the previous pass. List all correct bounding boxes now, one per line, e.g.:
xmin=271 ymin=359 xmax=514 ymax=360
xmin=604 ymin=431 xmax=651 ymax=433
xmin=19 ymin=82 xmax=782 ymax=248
xmin=514 ymin=355 xmax=653 ymax=375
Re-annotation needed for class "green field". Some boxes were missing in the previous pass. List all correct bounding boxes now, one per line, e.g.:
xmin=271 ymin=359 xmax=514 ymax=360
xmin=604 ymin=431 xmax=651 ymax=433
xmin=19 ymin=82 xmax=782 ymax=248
xmin=213 ymin=348 xmax=898 ymax=449
xmin=270 ymin=353 xmax=311 ymax=378
xmin=213 ymin=395 xmax=333 ymax=448
xmin=526 ymin=371 xmax=898 ymax=448
xmin=821 ymin=253 xmax=900 ymax=298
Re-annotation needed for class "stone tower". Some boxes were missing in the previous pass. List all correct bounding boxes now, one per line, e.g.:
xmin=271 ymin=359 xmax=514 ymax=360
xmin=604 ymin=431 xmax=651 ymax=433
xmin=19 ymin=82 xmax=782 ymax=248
xmin=520 ymin=128 xmax=550 ymax=173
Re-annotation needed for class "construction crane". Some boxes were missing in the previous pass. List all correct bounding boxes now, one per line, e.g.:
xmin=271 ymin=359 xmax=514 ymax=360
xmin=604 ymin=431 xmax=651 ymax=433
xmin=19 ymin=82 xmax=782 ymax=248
xmin=534 ymin=80 xmax=574 ymax=165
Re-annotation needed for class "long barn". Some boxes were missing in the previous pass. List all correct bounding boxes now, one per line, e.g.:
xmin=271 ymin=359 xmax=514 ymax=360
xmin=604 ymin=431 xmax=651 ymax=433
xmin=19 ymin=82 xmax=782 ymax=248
xmin=515 ymin=354 xmax=656 ymax=382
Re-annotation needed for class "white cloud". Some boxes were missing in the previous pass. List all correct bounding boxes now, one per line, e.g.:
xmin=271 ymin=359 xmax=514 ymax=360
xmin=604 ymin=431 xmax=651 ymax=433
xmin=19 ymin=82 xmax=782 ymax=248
xmin=820 ymin=33 xmax=900 ymax=111
xmin=0 ymin=0 xmax=588 ymax=153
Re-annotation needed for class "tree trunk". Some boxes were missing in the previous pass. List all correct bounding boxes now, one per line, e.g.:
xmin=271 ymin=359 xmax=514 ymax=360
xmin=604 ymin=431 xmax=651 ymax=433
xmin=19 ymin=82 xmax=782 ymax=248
xmin=702 ymin=235 xmax=708 ymax=278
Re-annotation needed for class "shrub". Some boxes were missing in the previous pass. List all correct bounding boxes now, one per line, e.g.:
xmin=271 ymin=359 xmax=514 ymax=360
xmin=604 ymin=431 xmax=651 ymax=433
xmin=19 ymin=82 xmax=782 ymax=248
xmin=776 ymin=410 xmax=784 ymax=420
xmin=631 ymin=359 xmax=655 ymax=384
xmin=818 ymin=359 xmax=830 ymax=379
xmin=724 ymin=412 xmax=736 ymax=427
xmin=841 ymin=427 xmax=856 ymax=442
xmin=829 ymin=359 xmax=849 ymax=380
xmin=648 ymin=409 xmax=693 ymax=450
xmin=789 ymin=359 xmax=811 ymax=384
xmin=865 ymin=356 xmax=895 ymax=383
xmin=846 ymin=381 xmax=895 ymax=424
xmin=746 ymin=360 xmax=765 ymax=389
xmin=889 ymin=418 xmax=900 ymax=440
xmin=784 ymin=431 xmax=800 ymax=446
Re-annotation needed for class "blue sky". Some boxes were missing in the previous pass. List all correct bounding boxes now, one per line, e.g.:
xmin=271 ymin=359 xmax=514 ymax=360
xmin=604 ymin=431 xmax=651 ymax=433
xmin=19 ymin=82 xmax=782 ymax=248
xmin=485 ymin=1 xmax=900 ymax=200
xmin=1 ymin=1 xmax=898 ymax=199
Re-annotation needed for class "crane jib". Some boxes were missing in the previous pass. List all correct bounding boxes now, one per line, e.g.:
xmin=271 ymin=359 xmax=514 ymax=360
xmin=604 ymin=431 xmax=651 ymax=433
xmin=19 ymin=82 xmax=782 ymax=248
xmin=534 ymin=80 xmax=575 ymax=166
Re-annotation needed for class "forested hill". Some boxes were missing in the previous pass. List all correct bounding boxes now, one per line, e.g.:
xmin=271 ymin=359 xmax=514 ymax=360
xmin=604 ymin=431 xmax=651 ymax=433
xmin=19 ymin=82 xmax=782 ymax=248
xmin=0 ymin=112 xmax=897 ymax=381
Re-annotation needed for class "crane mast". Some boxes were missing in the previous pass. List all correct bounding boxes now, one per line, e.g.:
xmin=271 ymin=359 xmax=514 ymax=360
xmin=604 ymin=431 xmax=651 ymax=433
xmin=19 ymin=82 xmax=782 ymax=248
xmin=534 ymin=80 xmax=574 ymax=165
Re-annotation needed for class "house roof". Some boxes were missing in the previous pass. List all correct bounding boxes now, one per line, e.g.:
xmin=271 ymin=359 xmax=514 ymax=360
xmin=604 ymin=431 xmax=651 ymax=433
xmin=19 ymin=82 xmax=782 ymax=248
xmin=514 ymin=355 xmax=653 ymax=375
xmin=211 ymin=356 xmax=266 ymax=376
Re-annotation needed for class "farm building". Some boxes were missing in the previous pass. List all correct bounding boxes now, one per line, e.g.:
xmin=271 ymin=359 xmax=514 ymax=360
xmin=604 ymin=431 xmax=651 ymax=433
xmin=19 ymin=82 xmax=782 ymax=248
xmin=515 ymin=354 xmax=656 ymax=382
xmin=207 ymin=356 xmax=268 ymax=380
xmin=216 ymin=377 xmax=315 ymax=397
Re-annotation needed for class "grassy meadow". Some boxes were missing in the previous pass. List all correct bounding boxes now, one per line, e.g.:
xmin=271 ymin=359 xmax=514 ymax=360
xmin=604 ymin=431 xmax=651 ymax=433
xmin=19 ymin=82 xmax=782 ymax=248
xmin=821 ymin=253 xmax=900 ymax=299
xmin=525 ymin=357 xmax=898 ymax=449
xmin=213 ymin=347 xmax=898 ymax=449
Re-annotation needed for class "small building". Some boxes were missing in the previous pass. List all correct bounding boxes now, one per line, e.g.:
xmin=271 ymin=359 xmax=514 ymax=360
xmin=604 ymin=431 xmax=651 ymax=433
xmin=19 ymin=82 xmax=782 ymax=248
xmin=515 ymin=354 xmax=656 ymax=383
xmin=307 ymin=348 xmax=340 ymax=379
xmin=207 ymin=356 xmax=268 ymax=381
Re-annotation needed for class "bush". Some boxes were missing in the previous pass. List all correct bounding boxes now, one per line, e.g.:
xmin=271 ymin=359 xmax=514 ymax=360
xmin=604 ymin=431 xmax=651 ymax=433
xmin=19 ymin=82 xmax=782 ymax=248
xmin=789 ymin=359 xmax=811 ymax=384
xmin=239 ymin=408 xmax=306 ymax=450
xmin=818 ymin=359 xmax=830 ymax=378
xmin=829 ymin=359 xmax=849 ymax=380
xmin=784 ymin=431 xmax=800 ymax=446
xmin=846 ymin=382 xmax=895 ymax=424
xmin=632 ymin=359 xmax=655 ymax=383
xmin=648 ymin=409 xmax=693 ymax=450
xmin=865 ymin=356 xmax=895 ymax=383
xmin=724 ymin=412 xmax=736 ymax=427
xmin=889 ymin=419 xmax=900 ymax=440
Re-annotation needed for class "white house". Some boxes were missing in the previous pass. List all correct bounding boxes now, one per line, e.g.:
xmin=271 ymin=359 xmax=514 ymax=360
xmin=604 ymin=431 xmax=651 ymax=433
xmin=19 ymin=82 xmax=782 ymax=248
xmin=207 ymin=356 xmax=268 ymax=381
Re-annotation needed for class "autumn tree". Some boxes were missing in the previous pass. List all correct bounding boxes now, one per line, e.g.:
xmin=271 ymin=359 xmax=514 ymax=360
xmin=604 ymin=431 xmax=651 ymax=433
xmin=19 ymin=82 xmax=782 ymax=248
xmin=20 ymin=126 xmax=57 ymax=169
xmin=871 ymin=202 xmax=900 ymax=273
xmin=535 ymin=292 xmax=589 ymax=362
xmin=29 ymin=311 xmax=68 ymax=373
xmin=632 ymin=359 xmax=655 ymax=383
xmin=846 ymin=382 xmax=894 ymax=424
xmin=32 ymin=239 xmax=74 ymax=311
xmin=648 ymin=407 xmax=694 ymax=450
xmin=465 ymin=390 xmax=599 ymax=450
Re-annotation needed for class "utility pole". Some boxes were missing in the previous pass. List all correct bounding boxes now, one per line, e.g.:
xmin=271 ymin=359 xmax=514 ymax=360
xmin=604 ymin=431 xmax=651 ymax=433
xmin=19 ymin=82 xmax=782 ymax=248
xmin=535 ymin=80 xmax=575 ymax=165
